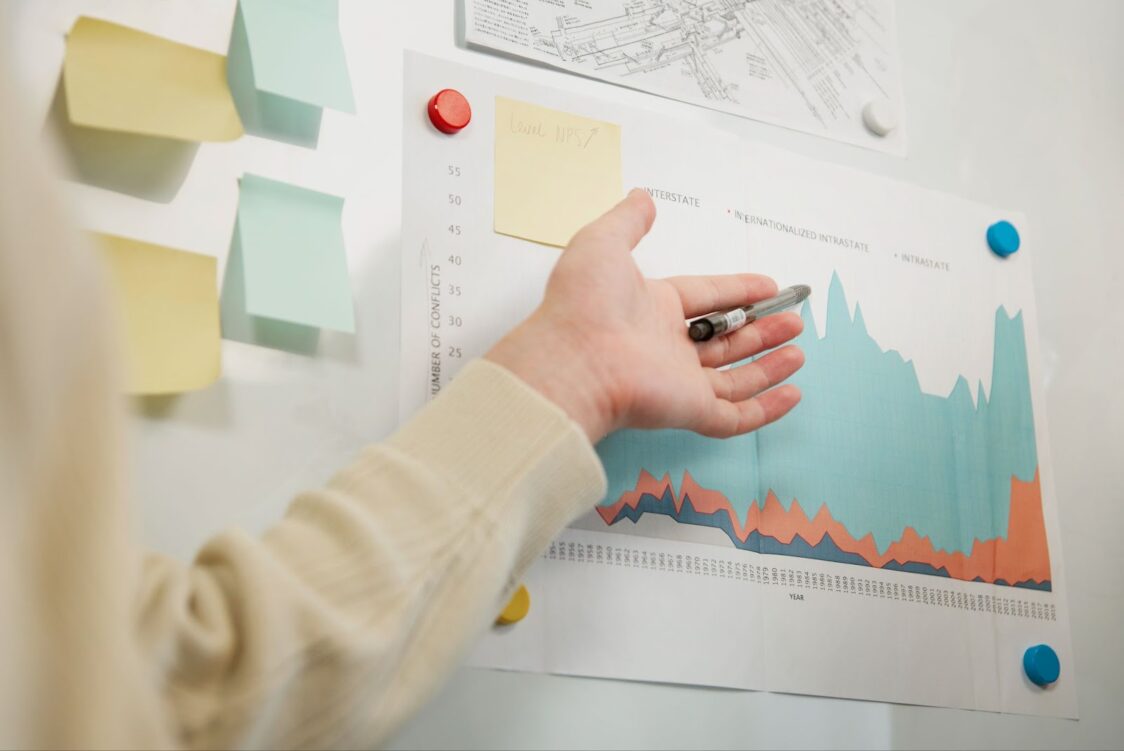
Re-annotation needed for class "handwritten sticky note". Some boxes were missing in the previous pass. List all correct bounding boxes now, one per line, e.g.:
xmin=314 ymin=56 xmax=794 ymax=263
xmin=234 ymin=174 xmax=354 ymax=333
xmin=95 ymin=234 xmax=220 ymax=395
xmin=236 ymin=0 xmax=355 ymax=113
xmin=494 ymin=96 xmax=622 ymax=248
xmin=64 ymin=17 xmax=243 ymax=142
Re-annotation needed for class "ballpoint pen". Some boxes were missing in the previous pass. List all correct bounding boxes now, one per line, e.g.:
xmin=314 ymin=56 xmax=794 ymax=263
xmin=687 ymin=284 xmax=811 ymax=342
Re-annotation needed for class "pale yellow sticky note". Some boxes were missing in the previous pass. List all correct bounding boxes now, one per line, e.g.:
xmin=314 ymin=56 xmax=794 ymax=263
xmin=494 ymin=96 xmax=622 ymax=247
xmin=64 ymin=17 xmax=243 ymax=142
xmin=95 ymin=235 xmax=221 ymax=395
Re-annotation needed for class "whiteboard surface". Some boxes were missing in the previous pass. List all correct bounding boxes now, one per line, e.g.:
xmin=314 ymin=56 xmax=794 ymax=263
xmin=10 ymin=1 xmax=1123 ymax=748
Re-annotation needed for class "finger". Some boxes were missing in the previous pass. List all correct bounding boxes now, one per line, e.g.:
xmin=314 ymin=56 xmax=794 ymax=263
xmin=666 ymin=273 xmax=778 ymax=318
xmin=567 ymin=188 xmax=656 ymax=253
xmin=697 ymin=312 xmax=804 ymax=368
xmin=707 ymin=345 xmax=804 ymax=402
xmin=692 ymin=384 xmax=800 ymax=436
xmin=695 ymin=384 xmax=802 ymax=439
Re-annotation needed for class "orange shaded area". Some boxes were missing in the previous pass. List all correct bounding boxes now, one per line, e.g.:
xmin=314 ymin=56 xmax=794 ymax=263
xmin=597 ymin=470 xmax=1050 ymax=585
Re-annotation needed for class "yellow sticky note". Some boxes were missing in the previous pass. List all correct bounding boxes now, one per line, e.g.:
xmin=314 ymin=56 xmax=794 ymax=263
xmin=494 ymin=96 xmax=622 ymax=248
xmin=95 ymin=235 xmax=221 ymax=395
xmin=64 ymin=17 xmax=243 ymax=142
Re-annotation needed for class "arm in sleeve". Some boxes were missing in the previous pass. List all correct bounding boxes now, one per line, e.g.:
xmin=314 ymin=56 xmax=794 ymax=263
xmin=134 ymin=360 xmax=607 ymax=749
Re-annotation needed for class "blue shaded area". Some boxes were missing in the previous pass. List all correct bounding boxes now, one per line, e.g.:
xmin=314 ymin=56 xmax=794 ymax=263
xmin=611 ymin=485 xmax=870 ymax=566
xmin=1009 ymin=579 xmax=1053 ymax=592
xmin=607 ymin=490 xmax=1050 ymax=591
xmin=598 ymin=272 xmax=1040 ymax=560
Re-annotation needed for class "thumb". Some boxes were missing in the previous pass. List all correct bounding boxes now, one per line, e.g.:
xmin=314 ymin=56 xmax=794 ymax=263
xmin=567 ymin=188 xmax=656 ymax=254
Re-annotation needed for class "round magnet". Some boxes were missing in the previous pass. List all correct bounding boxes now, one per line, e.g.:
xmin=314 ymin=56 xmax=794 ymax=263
xmin=427 ymin=88 xmax=472 ymax=134
xmin=987 ymin=220 xmax=1021 ymax=257
xmin=862 ymin=98 xmax=898 ymax=137
xmin=495 ymin=584 xmax=531 ymax=625
xmin=1023 ymin=644 xmax=1060 ymax=687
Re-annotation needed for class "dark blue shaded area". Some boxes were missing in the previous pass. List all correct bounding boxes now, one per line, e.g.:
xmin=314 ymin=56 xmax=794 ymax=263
xmin=607 ymin=491 xmax=1051 ymax=592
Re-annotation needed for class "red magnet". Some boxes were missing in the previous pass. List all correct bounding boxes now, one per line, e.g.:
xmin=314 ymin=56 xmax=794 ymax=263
xmin=427 ymin=88 xmax=472 ymax=134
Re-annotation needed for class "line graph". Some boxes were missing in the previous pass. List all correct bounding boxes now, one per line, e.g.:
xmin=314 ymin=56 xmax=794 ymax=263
xmin=596 ymin=272 xmax=1050 ymax=588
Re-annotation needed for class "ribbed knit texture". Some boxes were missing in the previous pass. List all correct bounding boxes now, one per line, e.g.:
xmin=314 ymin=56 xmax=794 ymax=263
xmin=137 ymin=361 xmax=606 ymax=748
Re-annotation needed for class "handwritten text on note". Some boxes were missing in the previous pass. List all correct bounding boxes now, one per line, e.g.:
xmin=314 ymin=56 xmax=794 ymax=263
xmin=494 ymin=96 xmax=622 ymax=247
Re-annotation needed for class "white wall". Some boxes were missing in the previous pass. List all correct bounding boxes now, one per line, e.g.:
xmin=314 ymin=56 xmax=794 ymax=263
xmin=11 ymin=1 xmax=1123 ymax=748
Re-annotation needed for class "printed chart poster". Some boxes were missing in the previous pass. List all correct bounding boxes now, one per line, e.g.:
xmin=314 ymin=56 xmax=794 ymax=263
xmin=399 ymin=52 xmax=1075 ymax=717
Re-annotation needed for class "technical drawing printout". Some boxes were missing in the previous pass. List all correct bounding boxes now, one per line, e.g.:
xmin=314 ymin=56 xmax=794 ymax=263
xmin=465 ymin=0 xmax=906 ymax=154
xmin=399 ymin=52 xmax=1076 ymax=717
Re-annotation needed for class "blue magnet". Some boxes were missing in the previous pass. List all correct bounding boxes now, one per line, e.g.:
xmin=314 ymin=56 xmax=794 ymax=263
xmin=1023 ymin=644 xmax=1060 ymax=687
xmin=987 ymin=220 xmax=1021 ymax=257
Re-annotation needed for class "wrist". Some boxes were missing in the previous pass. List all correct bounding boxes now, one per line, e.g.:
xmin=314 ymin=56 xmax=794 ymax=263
xmin=484 ymin=310 xmax=619 ymax=443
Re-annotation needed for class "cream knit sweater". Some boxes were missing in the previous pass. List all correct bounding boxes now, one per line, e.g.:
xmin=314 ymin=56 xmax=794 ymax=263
xmin=0 ymin=33 xmax=606 ymax=750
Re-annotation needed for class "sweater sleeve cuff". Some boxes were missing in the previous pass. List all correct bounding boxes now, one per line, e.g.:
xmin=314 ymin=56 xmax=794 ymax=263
xmin=387 ymin=359 xmax=608 ymax=561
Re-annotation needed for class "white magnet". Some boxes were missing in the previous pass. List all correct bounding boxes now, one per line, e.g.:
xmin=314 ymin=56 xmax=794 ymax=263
xmin=862 ymin=98 xmax=898 ymax=137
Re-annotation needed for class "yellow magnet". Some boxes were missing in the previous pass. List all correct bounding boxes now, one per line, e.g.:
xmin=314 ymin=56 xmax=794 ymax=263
xmin=495 ymin=585 xmax=530 ymax=625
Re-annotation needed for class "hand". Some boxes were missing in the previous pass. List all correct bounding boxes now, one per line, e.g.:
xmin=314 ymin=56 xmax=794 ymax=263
xmin=486 ymin=189 xmax=804 ymax=443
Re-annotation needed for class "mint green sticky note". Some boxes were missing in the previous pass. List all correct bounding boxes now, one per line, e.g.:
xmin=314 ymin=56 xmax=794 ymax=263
xmin=237 ymin=0 xmax=355 ymax=114
xmin=235 ymin=174 xmax=354 ymax=333
xmin=227 ymin=3 xmax=323 ymax=147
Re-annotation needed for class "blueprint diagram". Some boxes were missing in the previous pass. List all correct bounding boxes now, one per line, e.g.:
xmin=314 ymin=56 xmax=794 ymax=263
xmin=466 ymin=0 xmax=906 ymax=153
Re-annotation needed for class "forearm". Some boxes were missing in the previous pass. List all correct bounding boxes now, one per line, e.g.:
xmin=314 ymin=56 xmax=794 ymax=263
xmin=136 ymin=360 xmax=606 ymax=748
xmin=485 ymin=309 xmax=620 ymax=443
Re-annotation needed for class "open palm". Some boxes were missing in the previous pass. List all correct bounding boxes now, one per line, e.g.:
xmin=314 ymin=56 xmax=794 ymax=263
xmin=488 ymin=189 xmax=805 ymax=442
